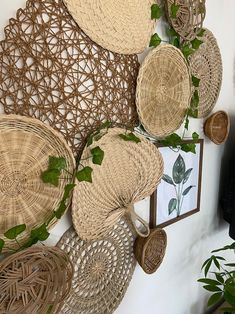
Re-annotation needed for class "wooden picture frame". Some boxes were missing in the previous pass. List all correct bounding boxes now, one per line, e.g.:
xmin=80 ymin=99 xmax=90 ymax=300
xmin=150 ymin=139 xmax=204 ymax=228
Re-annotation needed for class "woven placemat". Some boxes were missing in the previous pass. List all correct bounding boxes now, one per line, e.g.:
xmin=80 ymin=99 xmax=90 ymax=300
xmin=72 ymin=127 xmax=164 ymax=240
xmin=189 ymin=28 xmax=222 ymax=118
xmin=0 ymin=246 xmax=74 ymax=314
xmin=57 ymin=218 xmax=136 ymax=314
xmin=165 ymin=0 xmax=206 ymax=41
xmin=0 ymin=114 xmax=75 ymax=251
xmin=0 ymin=0 xmax=139 ymax=157
xmin=62 ymin=0 xmax=156 ymax=54
xmin=136 ymin=44 xmax=191 ymax=138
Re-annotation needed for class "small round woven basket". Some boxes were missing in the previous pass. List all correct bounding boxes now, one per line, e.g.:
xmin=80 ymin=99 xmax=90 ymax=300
xmin=72 ymin=127 xmax=164 ymax=240
xmin=189 ymin=28 xmax=223 ymax=118
xmin=0 ymin=114 xmax=75 ymax=251
xmin=136 ymin=45 xmax=191 ymax=138
xmin=57 ymin=218 xmax=136 ymax=314
xmin=62 ymin=0 xmax=156 ymax=54
xmin=0 ymin=246 xmax=74 ymax=314
xmin=165 ymin=0 xmax=206 ymax=41
xmin=134 ymin=228 xmax=167 ymax=274
xmin=204 ymin=111 xmax=230 ymax=145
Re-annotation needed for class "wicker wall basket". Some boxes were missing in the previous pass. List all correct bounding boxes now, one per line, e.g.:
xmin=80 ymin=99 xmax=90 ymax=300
xmin=72 ymin=127 xmax=164 ymax=240
xmin=57 ymin=218 xmax=136 ymax=314
xmin=204 ymin=111 xmax=230 ymax=145
xmin=0 ymin=0 xmax=139 ymax=157
xmin=165 ymin=0 xmax=206 ymax=41
xmin=0 ymin=115 xmax=75 ymax=251
xmin=0 ymin=246 xmax=74 ymax=314
xmin=136 ymin=45 xmax=191 ymax=138
xmin=62 ymin=0 xmax=156 ymax=55
xmin=189 ymin=28 xmax=223 ymax=118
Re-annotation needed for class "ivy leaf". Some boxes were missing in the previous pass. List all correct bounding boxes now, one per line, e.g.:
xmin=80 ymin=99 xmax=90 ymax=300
xmin=0 ymin=238 xmax=5 ymax=253
xmin=91 ymin=146 xmax=104 ymax=165
xmin=173 ymin=37 xmax=180 ymax=48
xmin=182 ymin=185 xmax=195 ymax=196
xmin=55 ymin=201 xmax=67 ymax=219
xmin=192 ymin=75 xmax=200 ymax=87
xmin=197 ymin=28 xmax=206 ymax=37
xmin=4 ymin=224 xmax=26 ymax=240
xmin=41 ymin=169 xmax=60 ymax=187
xmin=118 ymin=132 xmax=141 ymax=143
xmin=151 ymin=4 xmax=162 ymax=19
xmin=166 ymin=27 xmax=178 ymax=37
xmin=48 ymin=156 xmax=66 ymax=171
xmin=76 ymin=166 xmax=93 ymax=183
xmin=86 ymin=134 xmax=94 ymax=147
xmin=168 ymin=198 xmax=177 ymax=214
xmin=30 ymin=224 xmax=50 ymax=242
xmin=183 ymin=168 xmax=193 ymax=184
xmin=180 ymin=143 xmax=196 ymax=154
xmin=207 ymin=292 xmax=223 ymax=307
xmin=98 ymin=121 xmax=112 ymax=130
xmin=46 ymin=306 xmax=53 ymax=314
xmin=162 ymin=174 xmax=175 ymax=185
xmin=181 ymin=45 xmax=194 ymax=59
xmin=149 ymin=33 xmax=162 ymax=47
xmin=160 ymin=133 xmax=181 ymax=148
xmin=189 ymin=90 xmax=199 ymax=118
xmin=192 ymin=132 xmax=199 ymax=142
xmin=171 ymin=3 xmax=180 ymax=18
xmin=184 ymin=115 xmax=189 ymax=130
xmin=188 ymin=108 xmax=198 ymax=118
xmin=191 ymin=38 xmax=203 ymax=50
xmin=63 ymin=184 xmax=76 ymax=200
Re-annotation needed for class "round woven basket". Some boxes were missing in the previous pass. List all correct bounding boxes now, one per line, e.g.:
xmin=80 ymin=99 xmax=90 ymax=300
xmin=204 ymin=111 xmax=230 ymax=145
xmin=136 ymin=45 xmax=191 ymax=138
xmin=62 ymin=0 xmax=156 ymax=54
xmin=57 ymin=218 xmax=136 ymax=314
xmin=165 ymin=0 xmax=206 ymax=41
xmin=189 ymin=28 xmax=223 ymax=118
xmin=134 ymin=228 xmax=167 ymax=274
xmin=72 ymin=127 xmax=164 ymax=240
xmin=0 ymin=246 xmax=74 ymax=314
xmin=0 ymin=114 xmax=75 ymax=251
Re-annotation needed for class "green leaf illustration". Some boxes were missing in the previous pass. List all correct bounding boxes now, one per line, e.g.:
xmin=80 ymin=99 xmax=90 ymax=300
xmin=183 ymin=168 xmax=193 ymax=183
xmin=173 ymin=155 xmax=185 ymax=184
xmin=76 ymin=166 xmax=93 ymax=183
xmin=0 ymin=238 xmax=5 ymax=253
xmin=162 ymin=174 xmax=175 ymax=186
xmin=207 ymin=292 xmax=223 ymax=307
xmin=30 ymin=224 xmax=50 ymax=242
xmin=91 ymin=146 xmax=104 ymax=165
xmin=168 ymin=198 xmax=177 ymax=215
xmin=118 ymin=132 xmax=141 ymax=143
xmin=171 ymin=3 xmax=180 ymax=18
xmin=192 ymin=75 xmax=200 ymax=87
xmin=48 ymin=156 xmax=66 ymax=171
xmin=55 ymin=201 xmax=67 ymax=219
xmin=182 ymin=185 xmax=195 ymax=196
xmin=151 ymin=4 xmax=162 ymax=19
xmin=41 ymin=169 xmax=61 ymax=187
xmin=149 ymin=33 xmax=162 ymax=47
xmin=4 ymin=224 xmax=26 ymax=240
xmin=191 ymin=38 xmax=203 ymax=50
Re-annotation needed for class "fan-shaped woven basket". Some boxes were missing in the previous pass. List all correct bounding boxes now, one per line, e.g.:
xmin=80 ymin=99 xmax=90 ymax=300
xmin=204 ymin=111 xmax=230 ymax=145
xmin=189 ymin=29 xmax=223 ymax=118
xmin=62 ymin=0 xmax=156 ymax=55
xmin=0 ymin=246 xmax=74 ymax=314
xmin=72 ymin=127 xmax=164 ymax=240
xmin=57 ymin=218 xmax=136 ymax=314
xmin=136 ymin=45 xmax=191 ymax=138
xmin=0 ymin=115 xmax=75 ymax=251
xmin=166 ymin=0 xmax=206 ymax=41
xmin=0 ymin=0 xmax=139 ymax=156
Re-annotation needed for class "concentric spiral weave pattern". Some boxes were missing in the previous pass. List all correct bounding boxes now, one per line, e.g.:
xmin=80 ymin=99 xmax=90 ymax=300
xmin=0 ymin=0 xmax=139 ymax=156
xmin=0 ymin=247 xmax=74 ymax=314
xmin=57 ymin=218 xmax=136 ymax=314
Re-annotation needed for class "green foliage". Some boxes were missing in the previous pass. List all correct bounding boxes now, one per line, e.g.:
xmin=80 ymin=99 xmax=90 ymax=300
xmin=192 ymin=75 xmax=200 ymax=88
xmin=191 ymin=38 xmax=203 ymax=50
xmin=173 ymin=154 xmax=185 ymax=184
xmin=30 ymin=224 xmax=50 ymax=243
xmin=168 ymin=198 xmax=177 ymax=214
xmin=0 ymin=239 xmax=5 ymax=253
xmin=86 ymin=121 xmax=112 ymax=147
xmin=170 ymin=3 xmax=180 ymax=18
xmin=162 ymin=174 xmax=175 ymax=186
xmin=149 ymin=33 xmax=162 ymax=47
xmin=46 ymin=305 xmax=53 ymax=314
xmin=91 ymin=146 xmax=104 ymax=165
xmin=119 ymin=132 xmax=141 ymax=143
xmin=197 ymin=28 xmax=206 ymax=37
xmin=181 ymin=44 xmax=194 ymax=59
xmin=76 ymin=166 xmax=93 ymax=183
xmin=48 ymin=156 xmax=66 ymax=171
xmin=41 ymin=156 xmax=67 ymax=187
xmin=4 ymin=224 xmax=26 ymax=240
xmin=188 ymin=90 xmax=199 ymax=118
xmin=151 ymin=4 xmax=162 ymax=19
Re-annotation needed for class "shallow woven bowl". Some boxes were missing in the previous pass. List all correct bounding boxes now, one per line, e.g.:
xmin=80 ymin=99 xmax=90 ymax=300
xmin=204 ymin=111 xmax=230 ymax=145
xmin=62 ymin=0 xmax=156 ymax=54
xmin=134 ymin=228 xmax=167 ymax=274
xmin=0 ymin=114 xmax=75 ymax=251
xmin=136 ymin=45 xmax=191 ymax=138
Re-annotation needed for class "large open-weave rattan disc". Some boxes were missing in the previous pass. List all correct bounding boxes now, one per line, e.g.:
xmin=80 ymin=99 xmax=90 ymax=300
xmin=189 ymin=29 xmax=222 ymax=117
xmin=165 ymin=0 xmax=206 ymax=41
xmin=57 ymin=218 xmax=136 ymax=314
xmin=0 ymin=115 xmax=75 ymax=251
xmin=72 ymin=127 xmax=164 ymax=240
xmin=136 ymin=45 xmax=191 ymax=138
xmin=0 ymin=0 xmax=139 ymax=156
xmin=0 ymin=246 xmax=74 ymax=314
xmin=62 ymin=0 xmax=156 ymax=54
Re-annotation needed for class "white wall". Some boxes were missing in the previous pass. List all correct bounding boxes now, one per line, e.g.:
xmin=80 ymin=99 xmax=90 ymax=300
xmin=0 ymin=1 xmax=234 ymax=314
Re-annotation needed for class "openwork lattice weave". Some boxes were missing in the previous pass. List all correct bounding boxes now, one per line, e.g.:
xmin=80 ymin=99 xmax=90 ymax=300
xmin=0 ymin=247 xmax=74 ymax=314
xmin=72 ymin=127 xmax=164 ymax=240
xmin=189 ymin=29 xmax=223 ymax=117
xmin=0 ymin=0 xmax=139 ymax=156
xmin=57 ymin=218 xmax=136 ymax=314
xmin=0 ymin=115 xmax=75 ymax=251
xmin=136 ymin=45 xmax=191 ymax=138
xmin=166 ymin=0 xmax=206 ymax=41
xmin=63 ymin=0 xmax=156 ymax=54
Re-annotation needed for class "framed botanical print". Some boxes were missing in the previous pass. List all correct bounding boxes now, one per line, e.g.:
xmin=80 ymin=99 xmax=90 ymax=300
xmin=150 ymin=139 xmax=204 ymax=228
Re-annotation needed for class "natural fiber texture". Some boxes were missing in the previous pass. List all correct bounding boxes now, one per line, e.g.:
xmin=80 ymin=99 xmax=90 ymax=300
xmin=0 ymin=115 xmax=75 ymax=250
xmin=189 ymin=29 xmax=223 ymax=118
xmin=0 ymin=0 xmax=139 ymax=156
xmin=57 ymin=218 xmax=136 ymax=314
xmin=136 ymin=45 xmax=191 ymax=138
xmin=62 ymin=0 xmax=156 ymax=55
xmin=166 ymin=0 xmax=206 ymax=41
xmin=134 ymin=228 xmax=167 ymax=274
xmin=204 ymin=111 xmax=230 ymax=145
xmin=72 ymin=127 xmax=164 ymax=240
xmin=0 ymin=246 xmax=74 ymax=314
